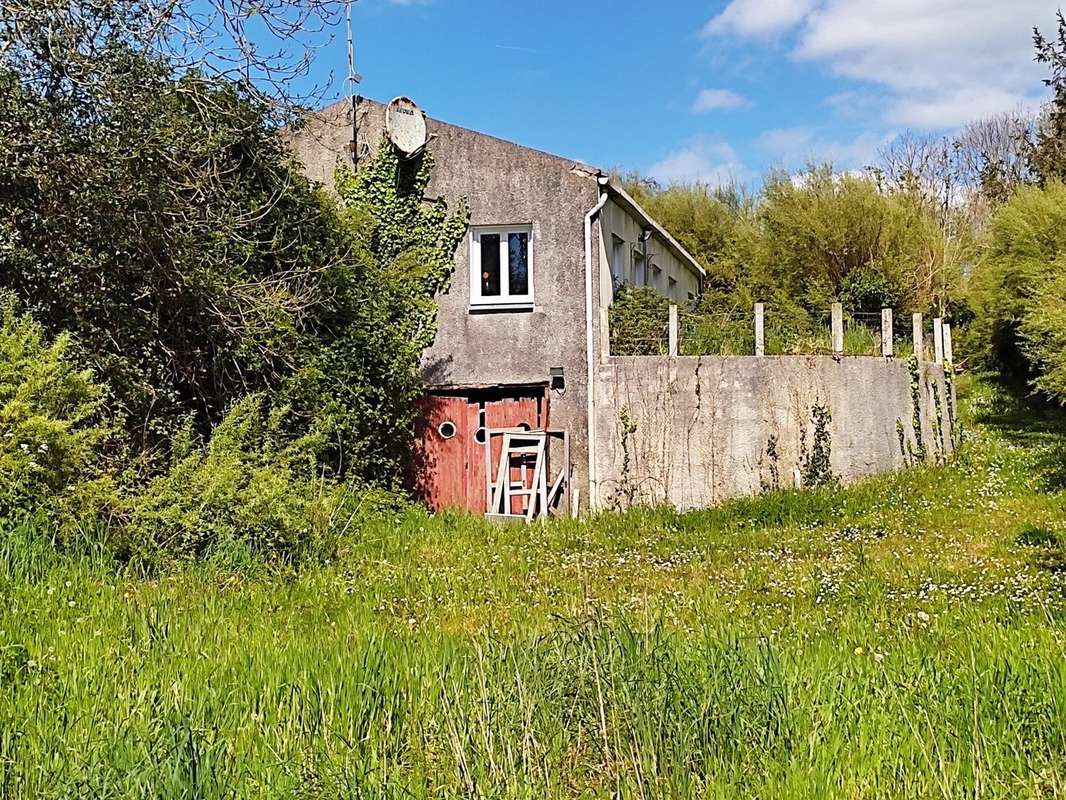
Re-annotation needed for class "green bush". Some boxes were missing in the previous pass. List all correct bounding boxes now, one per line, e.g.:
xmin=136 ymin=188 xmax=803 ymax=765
xmin=609 ymin=285 xmax=671 ymax=356
xmin=1019 ymin=269 xmax=1066 ymax=403
xmin=124 ymin=395 xmax=363 ymax=564
xmin=0 ymin=294 xmax=110 ymax=520
xmin=969 ymin=181 xmax=1066 ymax=399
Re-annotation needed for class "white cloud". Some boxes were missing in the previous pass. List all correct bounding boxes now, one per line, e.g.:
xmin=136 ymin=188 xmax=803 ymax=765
xmin=703 ymin=0 xmax=817 ymax=37
xmin=886 ymin=87 xmax=1042 ymax=129
xmin=692 ymin=88 xmax=752 ymax=112
xmin=705 ymin=0 xmax=1058 ymax=129
xmin=756 ymin=127 xmax=897 ymax=169
xmin=648 ymin=138 xmax=749 ymax=187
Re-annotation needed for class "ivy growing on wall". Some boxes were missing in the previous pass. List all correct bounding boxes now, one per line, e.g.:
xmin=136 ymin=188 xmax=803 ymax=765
xmin=801 ymin=402 xmax=836 ymax=487
xmin=281 ymin=139 xmax=469 ymax=483
xmin=609 ymin=406 xmax=641 ymax=508
xmin=907 ymin=355 xmax=926 ymax=463
xmin=761 ymin=434 xmax=781 ymax=492
xmin=336 ymin=140 xmax=470 ymax=355
xmin=931 ymin=382 xmax=945 ymax=463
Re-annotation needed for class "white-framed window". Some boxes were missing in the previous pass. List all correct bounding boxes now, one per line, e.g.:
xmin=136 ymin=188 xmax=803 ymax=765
xmin=632 ymin=248 xmax=646 ymax=287
xmin=470 ymin=225 xmax=534 ymax=309
xmin=610 ymin=234 xmax=626 ymax=285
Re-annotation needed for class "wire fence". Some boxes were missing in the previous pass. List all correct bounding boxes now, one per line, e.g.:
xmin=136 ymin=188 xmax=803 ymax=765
xmin=679 ymin=312 xmax=753 ymax=357
xmin=610 ymin=321 xmax=670 ymax=356
xmin=609 ymin=304 xmax=952 ymax=359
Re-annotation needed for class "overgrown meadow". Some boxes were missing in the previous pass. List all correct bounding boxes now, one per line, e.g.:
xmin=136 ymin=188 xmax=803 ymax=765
xmin=2 ymin=376 xmax=1064 ymax=798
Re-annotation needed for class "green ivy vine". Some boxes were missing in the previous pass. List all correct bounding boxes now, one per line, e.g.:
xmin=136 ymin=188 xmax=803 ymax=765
xmin=931 ymin=382 xmax=945 ymax=462
xmin=801 ymin=402 xmax=836 ymax=487
xmin=907 ymin=355 xmax=926 ymax=463
xmin=336 ymin=137 xmax=470 ymax=356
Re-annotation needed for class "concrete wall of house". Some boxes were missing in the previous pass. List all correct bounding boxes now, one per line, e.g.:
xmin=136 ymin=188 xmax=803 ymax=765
xmin=597 ymin=200 xmax=700 ymax=306
xmin=592 ymin=355 xmax=954 ymax=510
xmin=286 ymin=97 xmax=603 ymax=503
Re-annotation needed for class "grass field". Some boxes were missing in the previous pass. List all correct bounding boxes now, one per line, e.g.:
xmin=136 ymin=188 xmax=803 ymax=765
xmin=2 ymin=375 xmax=1065 ymax=798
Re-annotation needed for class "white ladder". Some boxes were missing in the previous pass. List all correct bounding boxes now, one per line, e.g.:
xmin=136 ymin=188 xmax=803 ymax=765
xmin=488 ymin=431 xmax=548 ymax=522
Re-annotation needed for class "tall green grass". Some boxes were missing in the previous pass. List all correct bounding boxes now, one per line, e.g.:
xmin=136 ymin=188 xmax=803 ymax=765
xmin=1 ymin=375 xmax=1065 ymax=797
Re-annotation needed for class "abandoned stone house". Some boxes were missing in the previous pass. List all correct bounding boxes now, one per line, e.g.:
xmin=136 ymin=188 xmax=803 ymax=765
xmin=289 ymin=96 xmax=955 ymax=518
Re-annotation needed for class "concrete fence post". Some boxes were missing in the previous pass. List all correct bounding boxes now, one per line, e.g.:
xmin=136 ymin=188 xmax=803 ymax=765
xmin=668 ymin=304 xmax=678 ymax=357
xmin=881 ymin=308 xmax=894 ymax=357
xmin=943 ymin=323 xmax=954 ymax=365
xmin=600 ymin=308 xmax=611 ymax=359
xmin=933 ymin=317 xmax=944 ymax=365
xmin=754 ymin=302 xmax=765 ymax=357
xmin=831 ymin=303 xmax=844 ymax=355
xmin=912 ymin=313 xmax=923 ymax=361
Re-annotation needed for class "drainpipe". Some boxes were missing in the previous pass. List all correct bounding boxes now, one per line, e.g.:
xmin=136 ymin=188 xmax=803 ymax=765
xmin=585 ymin=177 xmax=610 ymax=513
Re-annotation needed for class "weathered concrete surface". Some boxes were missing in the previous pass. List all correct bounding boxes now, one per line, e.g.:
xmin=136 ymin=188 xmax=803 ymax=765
xmin=593 ymin=355 xmax=954 ymax=510
xmin=286 ymin=97 xmax=603 ymax=501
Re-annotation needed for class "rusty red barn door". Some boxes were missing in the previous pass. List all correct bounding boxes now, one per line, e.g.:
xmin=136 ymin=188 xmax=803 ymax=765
xmin=412 ymin=395 xmax=480 ymax=513
xmin=411 ymin=391 xmax=544 ymax=514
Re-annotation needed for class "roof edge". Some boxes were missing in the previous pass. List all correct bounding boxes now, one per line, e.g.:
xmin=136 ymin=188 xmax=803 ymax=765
xmin=604 ymin=178 xmax=706 ymax=279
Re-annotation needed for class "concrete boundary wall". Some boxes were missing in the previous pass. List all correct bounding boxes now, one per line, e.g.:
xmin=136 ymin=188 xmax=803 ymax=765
xmin=593 ymin=355 xmax=954 ymax=511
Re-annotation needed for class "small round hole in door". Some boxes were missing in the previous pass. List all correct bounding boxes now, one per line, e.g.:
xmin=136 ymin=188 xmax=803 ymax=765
xmin=437 ymin=421 xmax=457 ymax=440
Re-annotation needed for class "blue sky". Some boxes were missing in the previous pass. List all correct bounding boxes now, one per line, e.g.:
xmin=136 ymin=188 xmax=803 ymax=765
xmin=305 ymin=0 xmax=1060 ymax=187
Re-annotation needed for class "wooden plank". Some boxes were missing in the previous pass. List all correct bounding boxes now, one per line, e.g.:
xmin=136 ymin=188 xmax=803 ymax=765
xmin=490 ymin=432 xmax=512 ymax=515
xmin=483 ymin=419 xmax=492 ymax=513
xmin=564 ymin=431 xmax=572 ymax=517
xmin=525 ymin=436 xmax=546 ymax=522
xmin=546 ymin=469 xmax=566 ymax=511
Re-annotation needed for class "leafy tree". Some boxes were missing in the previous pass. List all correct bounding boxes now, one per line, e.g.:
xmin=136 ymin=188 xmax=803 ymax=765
xmin=757 ymin=167 xmax=964 ymax=315
xmin=0 ymin=0 xmax=468 ymax=496
xmin=0 ymin=52 xmax=354 ymax=465
xmin=1031 ymin=12 xmax=1066 ymax=183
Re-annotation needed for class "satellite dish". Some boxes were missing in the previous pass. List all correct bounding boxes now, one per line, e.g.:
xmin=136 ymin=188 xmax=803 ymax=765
xmin=385 ymin=96 xmax=427 ymax=157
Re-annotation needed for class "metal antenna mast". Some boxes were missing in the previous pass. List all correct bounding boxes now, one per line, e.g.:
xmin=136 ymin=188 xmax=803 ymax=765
xmin=346 ymin=0 xmax=363 ymax=166
xmin=345 ymin=0 xmax=363 ymax=95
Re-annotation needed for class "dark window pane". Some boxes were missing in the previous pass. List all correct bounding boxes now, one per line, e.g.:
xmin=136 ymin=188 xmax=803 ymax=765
xmin=480 ymin=233 xmax=500 ymax=296
xmin=508 ymin=232 xmax=529 ymax=296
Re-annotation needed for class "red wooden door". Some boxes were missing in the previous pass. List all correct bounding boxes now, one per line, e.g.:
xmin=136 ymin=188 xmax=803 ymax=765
xmin=412 ymin=392 xmax=544 ymax=515
xmin=412 ymin=395 xmax=480 ymax=513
